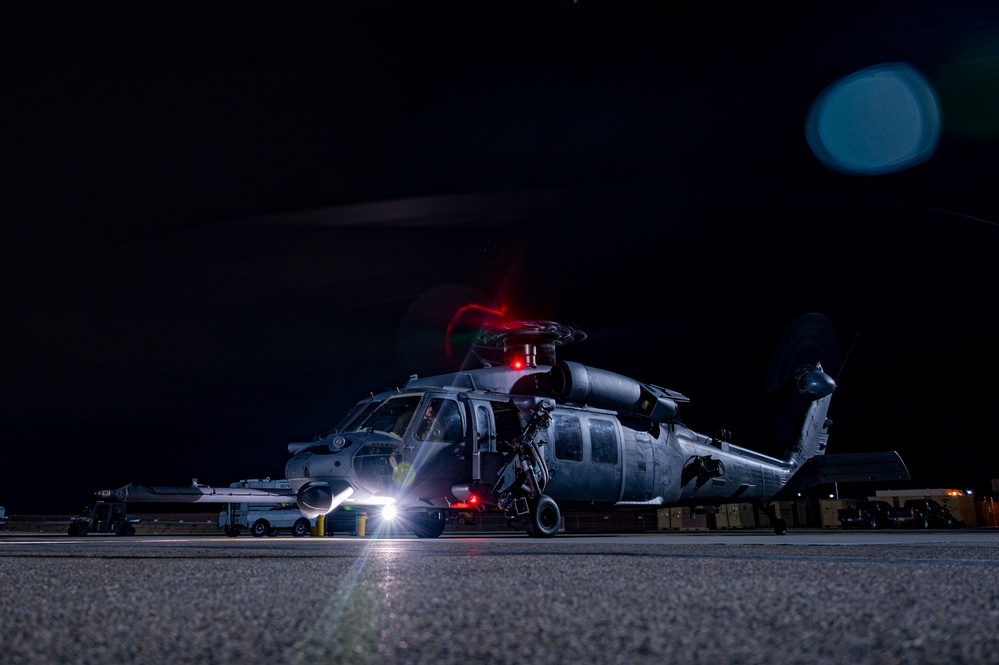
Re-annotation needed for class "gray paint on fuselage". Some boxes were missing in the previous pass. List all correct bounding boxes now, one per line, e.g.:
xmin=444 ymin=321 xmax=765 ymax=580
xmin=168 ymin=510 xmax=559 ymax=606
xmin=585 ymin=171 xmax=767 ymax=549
xmin=670 ymin=425 xmax=791 ymax=504
xmin=288 ymin=365 xmax=799 ymax=514
xmin=620 ymin=429 xmax=655 ymax=501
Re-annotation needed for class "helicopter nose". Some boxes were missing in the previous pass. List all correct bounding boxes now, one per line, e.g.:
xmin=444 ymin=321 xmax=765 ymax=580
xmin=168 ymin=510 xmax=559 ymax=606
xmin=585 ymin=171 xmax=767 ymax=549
xmin=297 ymin=481 xmax=354 ymax=518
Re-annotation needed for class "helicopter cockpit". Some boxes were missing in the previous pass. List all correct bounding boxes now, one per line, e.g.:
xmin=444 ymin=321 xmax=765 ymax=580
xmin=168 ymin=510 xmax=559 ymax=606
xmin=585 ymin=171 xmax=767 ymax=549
xmin=331 ymin=393 xmax=466 ymax=443
xmin=414 ymin=397 xmax=464 ymax=443
xmin=355 ymin=394 xmax=422 ymax=438
xmin=308 ymin=391 xmax=469 ymax=497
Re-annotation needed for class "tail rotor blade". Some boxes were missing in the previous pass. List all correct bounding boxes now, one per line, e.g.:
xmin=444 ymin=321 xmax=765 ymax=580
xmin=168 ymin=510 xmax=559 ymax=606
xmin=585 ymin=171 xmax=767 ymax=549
xmin=764 ymin=313 xmax=842 ymax=448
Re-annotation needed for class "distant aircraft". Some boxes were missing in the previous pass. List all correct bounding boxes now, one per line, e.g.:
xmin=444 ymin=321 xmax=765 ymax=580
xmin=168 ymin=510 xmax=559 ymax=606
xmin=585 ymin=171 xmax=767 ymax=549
xmin=281 ymin=313 xmax=910 ymax=537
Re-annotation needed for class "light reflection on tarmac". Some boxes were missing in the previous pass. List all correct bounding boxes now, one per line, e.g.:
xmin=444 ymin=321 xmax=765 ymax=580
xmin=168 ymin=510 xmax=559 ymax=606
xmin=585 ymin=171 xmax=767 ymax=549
xmin=2 ymin=530 xmax=998 ymax=665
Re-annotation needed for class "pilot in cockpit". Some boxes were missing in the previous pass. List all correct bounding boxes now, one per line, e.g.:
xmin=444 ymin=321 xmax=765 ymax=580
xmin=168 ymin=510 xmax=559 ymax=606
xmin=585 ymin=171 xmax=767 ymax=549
xmin=416 ymin=398 xmax=462 ymax=442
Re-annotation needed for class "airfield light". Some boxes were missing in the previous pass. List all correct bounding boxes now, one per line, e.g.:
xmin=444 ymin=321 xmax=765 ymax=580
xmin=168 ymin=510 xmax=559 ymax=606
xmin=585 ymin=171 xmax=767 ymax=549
xmin=382 ymin=504 xmax=398 ymax=521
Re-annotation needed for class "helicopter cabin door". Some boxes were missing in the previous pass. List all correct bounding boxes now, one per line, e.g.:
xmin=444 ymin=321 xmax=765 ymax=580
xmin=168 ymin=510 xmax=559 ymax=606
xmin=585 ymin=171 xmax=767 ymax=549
xmin=467 ymin=398 xmax=521 ymax=484
xmin=620 ymin=429 xmax=655 ymax=501
xmin=545 ymin=411 xmax=623 ymax=504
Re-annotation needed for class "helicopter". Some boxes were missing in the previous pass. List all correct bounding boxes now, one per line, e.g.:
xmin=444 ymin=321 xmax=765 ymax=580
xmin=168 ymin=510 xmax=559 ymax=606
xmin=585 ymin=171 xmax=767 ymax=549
xmin=285 ymin=313 xmax=911 ymax=537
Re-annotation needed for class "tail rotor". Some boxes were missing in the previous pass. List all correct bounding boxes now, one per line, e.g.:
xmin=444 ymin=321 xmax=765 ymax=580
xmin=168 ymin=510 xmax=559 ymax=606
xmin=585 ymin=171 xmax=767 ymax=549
xmin=764 ymin=313 xmax=842 ymax=451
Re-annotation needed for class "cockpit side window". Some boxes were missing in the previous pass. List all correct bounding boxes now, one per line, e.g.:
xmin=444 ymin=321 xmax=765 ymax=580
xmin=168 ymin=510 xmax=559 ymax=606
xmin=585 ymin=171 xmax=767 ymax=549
xmin=358 ymin=395 xmax=423 ymax=437
xmin=415 ymin=397 xmax=464 ymax=443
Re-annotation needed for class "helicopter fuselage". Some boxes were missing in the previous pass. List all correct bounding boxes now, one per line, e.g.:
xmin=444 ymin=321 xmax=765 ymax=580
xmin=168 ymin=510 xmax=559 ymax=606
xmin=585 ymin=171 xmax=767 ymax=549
xmin=94 ymin=317 xmax=904 ymax=538
xmin=284 ymin=361 xmax=810 ymax=533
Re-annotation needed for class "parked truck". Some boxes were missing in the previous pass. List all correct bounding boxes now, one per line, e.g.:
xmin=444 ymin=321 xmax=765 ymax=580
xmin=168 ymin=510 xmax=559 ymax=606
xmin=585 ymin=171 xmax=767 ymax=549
xmin=217 ymin=479 xmax=316 ymax=537
xmin=887 ymin=498 xmax=960 ymax=529
xmin=837 ymin=499 xmax=894 ymax=529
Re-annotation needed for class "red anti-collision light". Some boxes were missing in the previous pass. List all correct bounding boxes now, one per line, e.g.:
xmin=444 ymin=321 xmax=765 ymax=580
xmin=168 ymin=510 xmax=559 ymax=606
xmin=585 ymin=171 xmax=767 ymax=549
xmin=449 ymin=495 xmax=480 ymax=510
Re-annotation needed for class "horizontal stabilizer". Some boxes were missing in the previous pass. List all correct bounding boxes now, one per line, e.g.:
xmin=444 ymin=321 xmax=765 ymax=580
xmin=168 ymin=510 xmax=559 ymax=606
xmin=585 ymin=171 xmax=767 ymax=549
xmin=811 ymin=451 xmax=911 ymax=483
xmin=773 ymin=451 xmax=910 ymax=500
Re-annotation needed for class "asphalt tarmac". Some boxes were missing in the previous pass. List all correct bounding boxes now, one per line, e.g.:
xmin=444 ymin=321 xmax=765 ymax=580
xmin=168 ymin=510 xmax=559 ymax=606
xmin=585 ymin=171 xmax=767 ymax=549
xmin=2 ymin=529 xmax=998 ymax=665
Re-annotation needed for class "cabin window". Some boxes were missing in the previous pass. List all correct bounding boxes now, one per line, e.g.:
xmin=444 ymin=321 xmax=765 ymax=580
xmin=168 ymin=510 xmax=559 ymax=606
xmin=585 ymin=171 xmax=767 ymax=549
xmin=554 ymin=414 xmax=583 ymax=461
xmin=475 ymin=405 xmax=492 ymax=451
xmin=589 ymin=418 xmax=618 ymax=464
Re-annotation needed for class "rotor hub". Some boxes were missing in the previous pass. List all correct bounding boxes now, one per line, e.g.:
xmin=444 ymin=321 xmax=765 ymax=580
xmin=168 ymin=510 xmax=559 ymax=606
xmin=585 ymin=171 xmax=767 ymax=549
xmin=476 ymin=320 xmax=587 ymax=367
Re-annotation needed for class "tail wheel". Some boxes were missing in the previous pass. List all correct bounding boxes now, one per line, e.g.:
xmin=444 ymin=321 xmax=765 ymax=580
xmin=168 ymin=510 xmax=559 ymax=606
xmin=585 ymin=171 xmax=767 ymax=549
xmin=529 ymin=495 xmax=561 ymax=538
xmin=251 ymin=519 xmax=270 ymax=537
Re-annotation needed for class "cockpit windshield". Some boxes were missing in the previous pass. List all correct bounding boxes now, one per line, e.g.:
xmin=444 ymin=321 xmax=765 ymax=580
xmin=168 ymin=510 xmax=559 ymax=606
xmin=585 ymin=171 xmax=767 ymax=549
xmin=354 ymin=394 xmax=423 ymax=437
xmin=333 ymin=399 xmax=382 ymax=433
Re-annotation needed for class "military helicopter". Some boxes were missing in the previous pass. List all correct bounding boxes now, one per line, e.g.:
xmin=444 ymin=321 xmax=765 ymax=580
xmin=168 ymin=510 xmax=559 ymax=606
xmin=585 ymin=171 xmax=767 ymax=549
xmin=285 ymin=313 xmax=910 ymax=537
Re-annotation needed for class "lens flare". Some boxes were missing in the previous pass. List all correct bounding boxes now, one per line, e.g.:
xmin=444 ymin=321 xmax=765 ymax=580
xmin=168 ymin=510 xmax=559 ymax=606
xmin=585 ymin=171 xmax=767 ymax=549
xmin=392 ymin=461 xmax=415 ymax=488
xmin=806 ymin=62 xmax=940 ymax=175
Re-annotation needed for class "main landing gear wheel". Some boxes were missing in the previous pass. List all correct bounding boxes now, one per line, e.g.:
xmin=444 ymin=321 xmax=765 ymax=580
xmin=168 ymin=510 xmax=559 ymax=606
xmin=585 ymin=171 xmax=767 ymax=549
xmin=412 ymin=512 xmax=448 ymax=538
xmin=773 ymin=519 xmax=788 ymax=536
xmin=528 ymin=495 xmax=561 ymax=538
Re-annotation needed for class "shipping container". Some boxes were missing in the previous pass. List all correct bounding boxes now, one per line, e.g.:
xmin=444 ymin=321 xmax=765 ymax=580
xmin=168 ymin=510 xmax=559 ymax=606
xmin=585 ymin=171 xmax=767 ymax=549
xmin=819 ymin=499 xmax=844 ymax=528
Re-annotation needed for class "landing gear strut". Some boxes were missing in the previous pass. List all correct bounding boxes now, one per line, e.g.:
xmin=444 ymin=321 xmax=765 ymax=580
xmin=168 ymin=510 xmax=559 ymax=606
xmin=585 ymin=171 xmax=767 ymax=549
xmin=496 ymin=399 xmax=561 ymax=538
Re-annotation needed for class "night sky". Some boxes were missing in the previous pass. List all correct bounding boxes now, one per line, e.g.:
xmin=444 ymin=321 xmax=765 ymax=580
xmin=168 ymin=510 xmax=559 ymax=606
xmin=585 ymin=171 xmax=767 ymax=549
xmin=4 ymin=3 xmax=999 ymax=515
